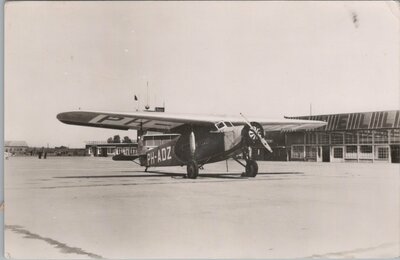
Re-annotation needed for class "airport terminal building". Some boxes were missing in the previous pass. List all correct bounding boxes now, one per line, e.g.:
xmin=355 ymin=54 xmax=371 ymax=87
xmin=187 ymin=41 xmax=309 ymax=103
xmin=261 ymin=110 xmax=400 ymax=163
xmin=85 ymin=141 xmax=138 ymax=157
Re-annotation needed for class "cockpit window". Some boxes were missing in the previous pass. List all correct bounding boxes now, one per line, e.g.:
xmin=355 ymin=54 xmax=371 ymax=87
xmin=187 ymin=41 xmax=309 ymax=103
xmin=225 ymin=121 xmax=233 ymax=127
xmin=216 ymin=121 xmax=226 ymax=129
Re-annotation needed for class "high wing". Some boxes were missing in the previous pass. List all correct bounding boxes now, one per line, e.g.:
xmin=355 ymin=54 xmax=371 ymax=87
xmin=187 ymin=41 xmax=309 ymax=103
xmin=57 ymin=110 xmax=327 ymax=132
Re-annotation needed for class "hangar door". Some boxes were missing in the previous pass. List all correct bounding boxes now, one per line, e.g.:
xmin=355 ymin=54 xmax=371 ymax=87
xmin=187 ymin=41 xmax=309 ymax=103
xmin=322 ymin=146 xmax=330 ymax=162
xmin=391 ymin=145 xmax=400 ymax=163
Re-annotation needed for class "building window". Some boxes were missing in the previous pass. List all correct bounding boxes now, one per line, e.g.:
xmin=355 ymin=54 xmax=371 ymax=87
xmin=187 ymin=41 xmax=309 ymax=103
xmin=359 ymin=145 xmax=373 ymax=159
xmin=331 ymin=133 xmax=344 ymax=144
xmin=318 ymin=133 xmax=329 ymax=144
xmin=345 ymin=145 xmax=358 ymax=159
xmin=305 ymin=146 xmax=317 ymax=159
xmin=333 ymin=147 xmax=343 ymax=158
xmin=390 ymin=129 xmax=400 ymax=143
xmin=360 ymin=145 xmax=372 ymax=153
xmin=305 ymin=133 xmax=317 ymax=144
xmin=376 ymin=147 xmax=389 ymax=160
xmin=345 ymin=132 xmax=358 ymax=144
xmin=289 ymin=133 xmax=304 ymax=144
xmin=374 ymin=131 xmax=388 ymax=144
xmin=292 ymin=146 xmax=304 ymax=159
xmin=359 ymin=131 xmax=373 ymax=144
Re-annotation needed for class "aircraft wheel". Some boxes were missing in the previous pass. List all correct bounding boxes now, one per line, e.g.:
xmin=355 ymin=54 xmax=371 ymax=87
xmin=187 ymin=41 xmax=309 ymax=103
xmin=186 ymin=161 xmax=199 ymax=179
xmin=245 ymin=160 xmax=258 ymax=177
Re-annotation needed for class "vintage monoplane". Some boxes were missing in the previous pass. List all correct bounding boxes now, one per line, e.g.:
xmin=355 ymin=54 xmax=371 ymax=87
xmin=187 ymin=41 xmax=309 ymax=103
xmin=57 ymin=110 xmax=326 ymax=178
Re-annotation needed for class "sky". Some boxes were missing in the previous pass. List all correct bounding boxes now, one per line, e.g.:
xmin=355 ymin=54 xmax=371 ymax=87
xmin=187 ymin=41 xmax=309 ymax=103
xmin=4 ymin=1 xmax=400 ymax=148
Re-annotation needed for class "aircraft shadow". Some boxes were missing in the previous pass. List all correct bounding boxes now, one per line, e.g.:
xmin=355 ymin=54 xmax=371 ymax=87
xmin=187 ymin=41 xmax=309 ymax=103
xmin=55 ymin=173 xmax=184 ymax=179
xmin=55 ymin=171 xmax=302 ymax=180
xmin=198 ymin=172 xmax=303 ymax=179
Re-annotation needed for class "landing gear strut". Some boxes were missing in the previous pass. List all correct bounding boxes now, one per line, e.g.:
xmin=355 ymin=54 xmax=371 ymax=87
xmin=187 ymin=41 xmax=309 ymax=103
xmin=233 ymin=157 xmax=259 ymax=178
xmin=232 ymin=146 xmax=259 ymax=177
xmin=186 ymin=160 xmax=199 ymax=179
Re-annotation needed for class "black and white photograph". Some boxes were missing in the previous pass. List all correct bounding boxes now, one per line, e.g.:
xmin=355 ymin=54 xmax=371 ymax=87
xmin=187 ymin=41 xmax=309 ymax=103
xmin=4 ymin=1 xmax=399 ymax=258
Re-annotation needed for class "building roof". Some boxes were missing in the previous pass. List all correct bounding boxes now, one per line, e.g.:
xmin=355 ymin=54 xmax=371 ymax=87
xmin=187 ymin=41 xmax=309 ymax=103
xmin=86 ymin=141 xmax=137 ymax=145
xmin=5 ymin=141 xmax=29 ymax=147
xmin=85 ymin=143 xmax=138 ymax=147
xmin=286 ymin=110 xmax=400 ymax=131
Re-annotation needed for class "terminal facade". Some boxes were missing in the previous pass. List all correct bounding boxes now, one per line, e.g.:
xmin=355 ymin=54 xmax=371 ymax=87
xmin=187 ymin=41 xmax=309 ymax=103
xmin=260 ymin=110 xmax=400 ymax=163
xmin=85 ymin=141 xmax=138 ymax=157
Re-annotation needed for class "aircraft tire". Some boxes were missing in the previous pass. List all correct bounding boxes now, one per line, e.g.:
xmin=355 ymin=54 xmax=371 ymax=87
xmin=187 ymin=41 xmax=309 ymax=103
xmin=187 ymin=160 xmax=199 ymax=179
xmin=245 ymin=160 xmax=258 ymax=177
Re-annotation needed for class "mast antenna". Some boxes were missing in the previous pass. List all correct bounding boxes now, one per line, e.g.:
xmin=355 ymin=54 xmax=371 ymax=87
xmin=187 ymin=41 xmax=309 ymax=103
xmin=145 ymin=81 xmax=150 ymax=110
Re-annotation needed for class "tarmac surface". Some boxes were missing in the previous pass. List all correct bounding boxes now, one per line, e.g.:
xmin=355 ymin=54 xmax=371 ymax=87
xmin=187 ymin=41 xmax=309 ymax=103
xmin=4 ymin=157 xmax=400 ymax=259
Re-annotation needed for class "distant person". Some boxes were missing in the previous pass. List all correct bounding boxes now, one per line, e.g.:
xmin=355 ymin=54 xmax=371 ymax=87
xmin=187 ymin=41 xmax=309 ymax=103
xmin=40 ymin=147 xmax=45 ymax=159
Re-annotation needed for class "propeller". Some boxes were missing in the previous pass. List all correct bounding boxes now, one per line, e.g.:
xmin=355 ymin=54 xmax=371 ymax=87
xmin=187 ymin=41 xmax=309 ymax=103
xmin=240 ymin=113 xmax=273 ymax=153
xmin=189 ymin=131 xmax=196 ymax=157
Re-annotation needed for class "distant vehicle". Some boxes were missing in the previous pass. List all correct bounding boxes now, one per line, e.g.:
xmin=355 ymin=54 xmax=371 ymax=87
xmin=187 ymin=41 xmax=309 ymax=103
xmin=57 ymin=111 xmax=326 ymax=178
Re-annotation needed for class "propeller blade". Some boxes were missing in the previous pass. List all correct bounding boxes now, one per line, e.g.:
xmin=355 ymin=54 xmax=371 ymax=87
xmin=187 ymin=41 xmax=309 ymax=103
xmin=257 ymin=132 xmax=273 ymax=153
xmin=240 ymin=113 xmax=273 ymax=153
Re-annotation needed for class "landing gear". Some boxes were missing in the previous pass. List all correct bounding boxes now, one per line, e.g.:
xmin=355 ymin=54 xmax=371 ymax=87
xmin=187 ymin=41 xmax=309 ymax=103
xmin=186 ymin=160 xmax=199 ymax=179
xmin=245 ymin=160 xmax=258 ymax=177
xmin=233 ymin=156 xmax=259 ymax=178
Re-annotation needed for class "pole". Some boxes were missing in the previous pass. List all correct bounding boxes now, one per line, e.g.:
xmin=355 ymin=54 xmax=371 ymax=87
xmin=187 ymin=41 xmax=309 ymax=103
xmin=145 ymin=81 xmax=149 ymax=110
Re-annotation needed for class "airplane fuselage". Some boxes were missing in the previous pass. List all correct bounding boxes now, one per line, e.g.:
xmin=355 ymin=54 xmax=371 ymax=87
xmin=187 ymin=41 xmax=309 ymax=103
xmin=57 ymin=110 xmax=326 ymax=178
xmin=141 ymin=125 xmax=246 ymax=168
